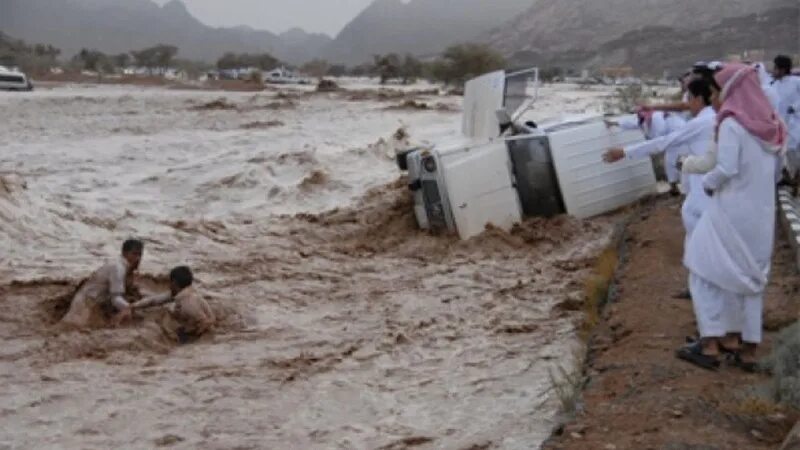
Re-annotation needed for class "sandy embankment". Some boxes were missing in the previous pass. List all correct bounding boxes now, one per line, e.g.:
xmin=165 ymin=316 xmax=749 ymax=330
xmin=544 ymin=197 xmax=800 ymax=450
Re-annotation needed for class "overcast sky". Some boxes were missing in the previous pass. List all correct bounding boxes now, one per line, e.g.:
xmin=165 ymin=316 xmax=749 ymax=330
xmin=152 ymin=0 xmax=375 ymax=36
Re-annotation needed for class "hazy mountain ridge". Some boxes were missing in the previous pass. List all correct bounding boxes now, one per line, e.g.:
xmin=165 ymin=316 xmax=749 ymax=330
xmin=0 ymin=0 xmax=332 ymax=64
xmin=324 ymin=0 xmax=535 ymax=65
xmin=488 ymin=0 xmax=798 ymax=73
xmin=2 ymin=0 xmax=796 ymax=71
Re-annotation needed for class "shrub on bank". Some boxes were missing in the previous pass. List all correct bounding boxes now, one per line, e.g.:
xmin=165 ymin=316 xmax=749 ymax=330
xmin=763 ymin=322 xmax=800 ymax=409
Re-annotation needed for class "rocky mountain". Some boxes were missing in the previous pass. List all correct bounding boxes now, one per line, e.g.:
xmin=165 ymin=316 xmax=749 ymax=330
xmin=278 ymin=28 xmax=332 ymax=65
xmin=584 ymin=7 xmax=800 ymax=75
xmin=0 ymin=0 xmax=332 ymax=64
xmin=324 ymin=0 xmax=534 ymax=65
xmin=487 ymin=0 xmax=798 ymax=74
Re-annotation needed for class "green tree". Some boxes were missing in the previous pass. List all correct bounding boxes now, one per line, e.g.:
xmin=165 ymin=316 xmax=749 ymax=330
xmin=113 ymin=53 xmax=131 ymax=69
xmin=430 ymin=43 xmax=506 ymax=86
xmin=373 ymin=53 xmax=402 ymax=84
xmin=400 ymin=54 xmax=424 ymax=84
xmin=75 ymin=49 xmax=110 ymax=71
xmin=0 ymin=33 xmax=61 ymax=73
xmin=172 ymin=59 xmax=212 ymax=78
xmin=73 ymin=48 xmax=111 ymax=80
xmin=216 ymin=52 xmax=240 ymax=70
xmin=131 ymin=48 xmax=154 ymax=72
xmin=251 ymin=53 xmax=280 ymax=71
xmin=131 ymin=44 xmax=179 ymax=74
xmin=154 ymin=45 xmax=178 ymax=71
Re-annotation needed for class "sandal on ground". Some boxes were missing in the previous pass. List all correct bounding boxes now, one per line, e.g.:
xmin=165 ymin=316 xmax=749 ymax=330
xmin=672 ymin=289 xmax=692 ymax=300
xmin=676 ymin=341 xmax=720 ymax=371
xmin=727 ymin=353 xmax=759 ymax=373
xmin=685 ymin=336 xmax=740 ymax=355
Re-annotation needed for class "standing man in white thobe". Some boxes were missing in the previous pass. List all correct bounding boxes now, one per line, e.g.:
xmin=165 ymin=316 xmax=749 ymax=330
xmin=603 ymin=79 xmax=716 ymax=297
xmin=678 ymin=64 xmax=786 ymax=371
xmin=772 ymin=55 xmax=800 ymax=188
xmin=639 ymin=63 xmax=721 ymax=117
xmin=608 ymin=108 xmax=688 ymax=196
xmin=754 ymin=62 xmax=780 ymax=111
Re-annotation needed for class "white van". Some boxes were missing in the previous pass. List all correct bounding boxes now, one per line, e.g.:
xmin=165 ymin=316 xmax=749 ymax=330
xmin=0 ymin=66 xmax=33 ymax=91
xmin=263 ymin=67 xmax=311 ymax=85
xmin=398 ymin=68 xmax=656 ymax=240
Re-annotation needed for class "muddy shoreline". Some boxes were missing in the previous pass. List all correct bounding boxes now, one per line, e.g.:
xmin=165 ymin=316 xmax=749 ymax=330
xmin=544 ymin=196 xmax=800 ymax=450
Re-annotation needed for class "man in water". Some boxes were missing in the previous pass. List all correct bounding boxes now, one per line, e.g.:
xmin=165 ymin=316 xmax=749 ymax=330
xmin=61 ymin=239 xmax=143 ymax=327
xmin=132 ymin=266 xmax=215 ymax=343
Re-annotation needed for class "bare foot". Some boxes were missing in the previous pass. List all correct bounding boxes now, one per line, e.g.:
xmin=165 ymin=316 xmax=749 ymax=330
xmin=738 ymin=343 xmax=758 ymax=364
xmin=720 ymin=334 xmax=741 ymax=352
xmin=701 ymin=338 xmax=720 ymax=357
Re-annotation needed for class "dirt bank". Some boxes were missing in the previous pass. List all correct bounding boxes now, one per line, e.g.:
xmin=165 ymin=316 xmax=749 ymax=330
xmin=545 ymin=197 xmax=800 ymax=450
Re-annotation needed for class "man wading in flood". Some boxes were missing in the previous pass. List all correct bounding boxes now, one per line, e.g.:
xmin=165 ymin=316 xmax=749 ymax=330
xmin=61 ymin=239 xmax=143 ymax=327
xmin=132 ymin=266 xmax=215 ymax=343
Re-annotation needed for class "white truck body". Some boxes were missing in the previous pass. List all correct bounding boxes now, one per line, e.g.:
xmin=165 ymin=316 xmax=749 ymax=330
xmin=0 ymin=66 xmax=33 ymax=91
xmin=401 ymin=68 xmax=655 ymax=240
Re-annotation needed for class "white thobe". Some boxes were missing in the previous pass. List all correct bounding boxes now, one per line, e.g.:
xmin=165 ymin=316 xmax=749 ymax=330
xmin=754 ymin=63 xmax=779 ymax=111
xmin=660 ymin=114 xmax=689 ymax=183
xmin=772 ymin=76 xmax=800 ymax=154
xmin=684 ymin=118 xmax=778 ymax=343
xmin=680 ymin=92 xmax=693 ymax=121
xmin=755 ymin=63 xmax=773 ymax=87
xmin=623 ymin=106 xmax=716 ymax=235
xmin=617 ymin=112 xmax=687 ymax=183
xmin=762 ymin=84 xmax=781 ymax=113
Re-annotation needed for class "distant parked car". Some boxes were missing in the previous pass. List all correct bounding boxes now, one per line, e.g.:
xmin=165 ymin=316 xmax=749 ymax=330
xmin=263 ymin=67 xmax=311 ymax=85
xmin=0 ymin=66 xmax=33 ymax=91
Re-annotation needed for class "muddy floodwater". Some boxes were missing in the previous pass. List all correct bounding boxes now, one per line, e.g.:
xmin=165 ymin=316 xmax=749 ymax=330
xmin=0 ymin=82 xmax=618 ymax=449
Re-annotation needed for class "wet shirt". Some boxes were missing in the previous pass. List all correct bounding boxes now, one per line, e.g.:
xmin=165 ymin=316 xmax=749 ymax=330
xmin=76 ymin=256 xmax=129 ymax=308
xmin=136 ymin=286 xmax=215 ymax=335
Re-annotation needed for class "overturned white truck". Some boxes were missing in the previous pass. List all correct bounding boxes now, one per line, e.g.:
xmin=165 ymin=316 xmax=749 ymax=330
xmin=397 ymin=68 xmax=657 ymax=240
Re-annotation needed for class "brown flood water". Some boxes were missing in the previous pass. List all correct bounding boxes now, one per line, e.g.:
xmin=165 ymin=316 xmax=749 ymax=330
xmin=0 ymin=84 xmax=618 ymax=449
